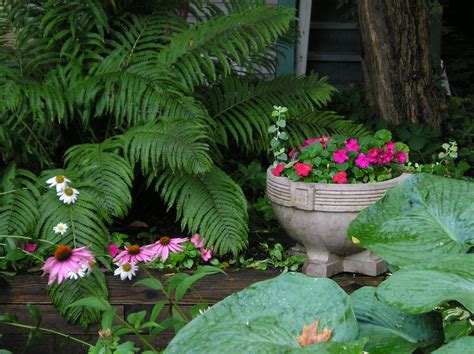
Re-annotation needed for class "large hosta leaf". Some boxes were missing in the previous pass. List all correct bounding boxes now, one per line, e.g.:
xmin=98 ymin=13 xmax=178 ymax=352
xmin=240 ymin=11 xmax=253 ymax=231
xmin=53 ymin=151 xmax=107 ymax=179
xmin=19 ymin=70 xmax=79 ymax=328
xmin=432 ymin=336 xmax=474 ymax=353
xmin=377 ymin=255 xmax=474 ymax=314
xmin=165 ymin=273 xmax=361 ymax=353
xmin=351 ymin=287 xmax=442 ymax=354
xmin=348 ymin=174 xmax=474 ymax=267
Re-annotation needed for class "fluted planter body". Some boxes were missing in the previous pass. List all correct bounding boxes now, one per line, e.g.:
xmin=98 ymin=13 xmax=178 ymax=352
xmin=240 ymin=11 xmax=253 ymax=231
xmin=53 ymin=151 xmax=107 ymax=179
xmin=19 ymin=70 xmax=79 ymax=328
xmin=266 ymin=168 xmax=409 ymax=277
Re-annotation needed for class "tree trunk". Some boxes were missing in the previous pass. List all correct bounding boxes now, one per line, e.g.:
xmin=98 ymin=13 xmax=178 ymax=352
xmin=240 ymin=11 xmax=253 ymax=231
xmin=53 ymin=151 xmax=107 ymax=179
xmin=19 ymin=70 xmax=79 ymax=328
xmin=358 ymin=0 xmax=441 ymax=126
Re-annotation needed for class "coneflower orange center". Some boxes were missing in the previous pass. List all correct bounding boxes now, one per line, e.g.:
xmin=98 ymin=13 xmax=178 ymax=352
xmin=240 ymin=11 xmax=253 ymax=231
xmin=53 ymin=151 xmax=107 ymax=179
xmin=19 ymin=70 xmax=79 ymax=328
xmin=54 ymin=245 xmax=72 ymax=262
xmin=127 ymin=245 xmax=140 ymax=255
xmin=55 ymin=175 xmax=65 ymax=183
xmin=65 ymin=188 xmax=74 ymax=196
xmin=159 ymin=237 xmax=170 ymax=245
xmin=122 ymin=263 xmax=132 ymax=272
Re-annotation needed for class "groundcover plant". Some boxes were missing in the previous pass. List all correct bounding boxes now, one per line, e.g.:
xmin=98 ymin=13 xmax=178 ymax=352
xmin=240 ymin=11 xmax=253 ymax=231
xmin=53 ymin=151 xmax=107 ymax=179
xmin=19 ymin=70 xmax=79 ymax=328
xmin=0 ymin=0 xmax=364 ymax=326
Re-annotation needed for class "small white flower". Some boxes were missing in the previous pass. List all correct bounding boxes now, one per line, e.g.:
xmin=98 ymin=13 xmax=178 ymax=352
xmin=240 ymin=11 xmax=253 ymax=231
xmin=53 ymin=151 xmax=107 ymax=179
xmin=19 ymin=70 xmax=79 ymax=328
xmin=46 ymin=176 xmax=71 ymax=193
xmin=53 ymin=222 xmax=69 ymax=235
xmin=198 ymin=306 xmax=211 ymax=316
xmin=114 ymin=262 xmax=137 ymax=281
xmin=68 ymin=267 xmax=86 ymax=280
xmin=57 ymin=187 xmax=79 ymax=204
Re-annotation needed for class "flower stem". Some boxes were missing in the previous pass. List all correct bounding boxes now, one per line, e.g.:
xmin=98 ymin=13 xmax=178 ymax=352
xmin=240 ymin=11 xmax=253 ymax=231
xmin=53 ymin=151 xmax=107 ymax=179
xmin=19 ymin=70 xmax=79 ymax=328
xmin=140 ymin=267 xmax=190 ymax=322
xmin=2 ymin=322 xmax=93 ymax=347
xmin=0 ymin=188 xmax=27 ymax=195
xmin=113 ymin=314 xmax=157 ymax=352
xmin=0 ymin=235 xmax=58 ymax=247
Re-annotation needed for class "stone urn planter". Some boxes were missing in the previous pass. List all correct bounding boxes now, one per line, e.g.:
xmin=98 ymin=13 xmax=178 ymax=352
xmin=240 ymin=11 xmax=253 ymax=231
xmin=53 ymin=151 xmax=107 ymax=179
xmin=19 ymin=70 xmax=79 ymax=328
xmin=266 ymin=168 xmax=409 ymax=277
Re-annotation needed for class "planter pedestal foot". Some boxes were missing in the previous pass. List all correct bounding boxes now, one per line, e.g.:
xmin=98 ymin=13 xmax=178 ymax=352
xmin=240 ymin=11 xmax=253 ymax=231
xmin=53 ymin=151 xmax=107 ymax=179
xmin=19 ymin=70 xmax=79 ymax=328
xmin=342 ymin=250 xmax=387 ymax=276
xmin=303 ymin=259 xmax=342 ymax=277
xmin=303 ymin=250 xmax=387 ymax=277
xmin=288 ymin=243 xmax=306 ymax=257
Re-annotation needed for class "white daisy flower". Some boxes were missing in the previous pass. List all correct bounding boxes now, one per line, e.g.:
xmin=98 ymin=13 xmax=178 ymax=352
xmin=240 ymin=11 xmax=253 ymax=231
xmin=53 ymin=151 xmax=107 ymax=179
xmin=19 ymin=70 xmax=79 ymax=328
xmin=53 ymin=222 xmax=69 ymax=235
xmin=57 ymin=187 xmax=79 ymax=204
xmin=67 ymin=266 xmax=86 ymax=280
xmin=114 ymin=262 xmax=138 ymax=281
xmin=46 ymin=176 xmax=71 ymax=193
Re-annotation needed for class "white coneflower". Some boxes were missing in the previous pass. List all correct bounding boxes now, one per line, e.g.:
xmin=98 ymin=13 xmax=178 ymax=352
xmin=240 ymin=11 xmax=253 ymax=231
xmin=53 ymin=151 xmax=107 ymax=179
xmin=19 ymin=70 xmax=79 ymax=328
xmin=57 ymin=187 xmax=79 ymax=204
xmin=114 ymin=262 xmax=138 ymax=281
xmin=53 ymin=222 xmax=69 ymax=235
xmin=46 ymin=175 xmax=71 ymax=192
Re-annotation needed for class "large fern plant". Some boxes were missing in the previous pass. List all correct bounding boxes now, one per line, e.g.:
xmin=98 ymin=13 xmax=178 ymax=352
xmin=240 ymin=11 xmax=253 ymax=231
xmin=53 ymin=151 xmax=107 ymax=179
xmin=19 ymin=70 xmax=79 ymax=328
xmin=0 ymin=0 xmax=365 ymax=326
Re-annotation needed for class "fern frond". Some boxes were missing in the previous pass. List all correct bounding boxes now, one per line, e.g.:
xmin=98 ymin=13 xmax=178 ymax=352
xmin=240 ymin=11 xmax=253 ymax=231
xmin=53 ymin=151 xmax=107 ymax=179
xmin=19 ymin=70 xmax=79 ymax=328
xmin=0 ymin=163 xmax=40 ymax=237
xmin=155 ymin=166 xmax=248 ymax=255
xmin=285 ymin=110 xmax=369 ymax=148
xmin=47 ymin=268 xmax=108 ymax=328
xmin=204 ymin=74 xmax=338 ymax=148
xmin=64 ymin=139 xmax=134 ymax=218
xmin=36 ymin=189 xmax=109 ymax=254
xmin=157 ymin=5 xmax=294 ymax=89
xmin=124 ymin=117 xmax=213 ymax=174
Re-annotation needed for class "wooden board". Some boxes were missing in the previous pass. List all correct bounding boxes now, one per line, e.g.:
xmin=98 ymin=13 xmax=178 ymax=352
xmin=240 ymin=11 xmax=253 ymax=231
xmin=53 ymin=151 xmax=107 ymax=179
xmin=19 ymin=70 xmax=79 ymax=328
xmin=0 ymin=270 xmax=385 ymax=353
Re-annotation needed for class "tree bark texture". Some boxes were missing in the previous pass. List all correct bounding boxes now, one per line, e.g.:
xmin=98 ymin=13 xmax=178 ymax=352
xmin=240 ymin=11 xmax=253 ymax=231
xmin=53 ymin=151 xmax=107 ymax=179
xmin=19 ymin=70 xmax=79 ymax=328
xmin=358 ymin=0 xmax=441 ymax=126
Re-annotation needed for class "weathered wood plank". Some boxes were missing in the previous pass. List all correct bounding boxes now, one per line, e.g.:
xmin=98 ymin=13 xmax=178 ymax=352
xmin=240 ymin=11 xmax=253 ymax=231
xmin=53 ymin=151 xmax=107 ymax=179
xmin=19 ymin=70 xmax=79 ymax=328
xmin=0 ymin=270 xmax=385 ymax=305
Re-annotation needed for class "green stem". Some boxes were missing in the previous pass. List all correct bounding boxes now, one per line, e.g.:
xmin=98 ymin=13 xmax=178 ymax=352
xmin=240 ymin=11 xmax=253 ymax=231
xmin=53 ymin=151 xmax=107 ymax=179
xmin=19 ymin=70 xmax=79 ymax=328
xmin=0 ymin=188 xmax=27 ymax=195
xmin=0 ymin=235 xmax=58 ymax=247
xmin=2 ymin=322 xmax=93 ymax=347
xmin=67 ymin=208 xmax=77 ymax=248
xmin=21 ymin=249 xmax=44 ymax=263
xmin=113 ymin=314 xmax=157 ymax=352
xmin=140 ymin=267 xmax=190 ymax=322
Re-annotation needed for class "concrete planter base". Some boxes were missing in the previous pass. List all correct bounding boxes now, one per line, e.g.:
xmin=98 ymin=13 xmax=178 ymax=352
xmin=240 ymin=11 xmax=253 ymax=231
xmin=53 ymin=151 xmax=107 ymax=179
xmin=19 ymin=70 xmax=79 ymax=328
xmin=266 ymin=168 xmax=409 ymax=277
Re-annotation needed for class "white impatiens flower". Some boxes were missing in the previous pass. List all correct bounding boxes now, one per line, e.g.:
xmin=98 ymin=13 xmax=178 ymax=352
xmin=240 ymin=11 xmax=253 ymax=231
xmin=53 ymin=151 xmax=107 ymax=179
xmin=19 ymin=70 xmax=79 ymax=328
xmin=53 ymin=222 xmax=69 ymax=235
xmin=46 ymin=175 xmax=71 ymax=192
xmin=57 ymin=187 xmax=79 ymax=204
xmin=114 ymin=262 xmax=138 ymax=281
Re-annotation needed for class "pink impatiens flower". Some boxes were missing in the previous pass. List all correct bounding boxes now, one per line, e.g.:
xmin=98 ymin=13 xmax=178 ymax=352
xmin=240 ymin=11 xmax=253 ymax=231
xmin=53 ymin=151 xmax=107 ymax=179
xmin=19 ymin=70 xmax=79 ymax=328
xmin=41 ymin=245 xmax=95 ymax=285
xmin=108 ymin=244 xmax=120 ymax=258
xmin=295 ymin=163 xmax=313 ymax=177
xmin=333 ymin=172 xmax=348 ymax=184
xmin=288 ymin=148 xmax=298 ymax=159
xmin=272 ymin=164 xmax=284 ymax=177
xmin=333 ymin=149 xmax=349 ymax=164
xmin=355 ymin=153 xmax=370 ymax=169
xmin=395 ymin=151 xmax=407 ymax=163
xmin=386 ymin=141 xmax=395 ymax=152
xmin=200 ymin=247 xmax=213 ymax=262
xmin=113 ymin=244 xmax=155 ymax=266
xmin=345 ymin=139 xmax=360 ymax=152
xmin=191 ymin=233 xmax=204 ymax=249
xmin=147 ymin=237 xmax=188 ymax=262
xmin=21 ymin=243 xmax=37 ymax=253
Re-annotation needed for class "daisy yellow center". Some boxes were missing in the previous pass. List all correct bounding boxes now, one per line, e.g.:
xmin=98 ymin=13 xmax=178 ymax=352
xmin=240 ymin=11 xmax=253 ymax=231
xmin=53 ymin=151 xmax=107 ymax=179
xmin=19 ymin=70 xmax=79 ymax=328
xmin=127 ymin=245 xmax=140 ymax=255
xmin=88 ymin=261 xmax=96 ymax=268
xmin=54 ymin=245 xmax=72 ymax=262
xmin=159 ymin=237 xmax=171 ymax=245
xmin=57 ymin=226 xmax=65 ymax=231
xmin=122 ymin=263 xmax=132 ymax=272
xmin=55 ymin=176 xmax=65 ymax=183
xmin=64 ymin=188 xmax=74 ymax=196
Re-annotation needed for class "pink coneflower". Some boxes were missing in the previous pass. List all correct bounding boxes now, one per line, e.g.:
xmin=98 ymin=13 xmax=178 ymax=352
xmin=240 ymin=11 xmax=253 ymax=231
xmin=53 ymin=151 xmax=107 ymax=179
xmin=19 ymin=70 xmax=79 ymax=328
xmin=201 ymin=247 xmax=213 ymax=262
xmin=108 ymin=244 xmax=120 ymax=258
xmin=191 ymin=234 xmax=204 ymax=249
xmin=147 ymin=237 xmax=187 ymax=262
xmin=41 ymin=245 xmax=95 ymax=285
xmin=113 ymin=244 xmax=154 ymax=266
xmin=21 ymin=243 xmax=37 ymax=253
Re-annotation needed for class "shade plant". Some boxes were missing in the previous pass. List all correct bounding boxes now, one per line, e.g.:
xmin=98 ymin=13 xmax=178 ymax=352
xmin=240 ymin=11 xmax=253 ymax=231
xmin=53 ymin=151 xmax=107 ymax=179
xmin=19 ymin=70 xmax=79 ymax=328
xmin=0 ymin=0 xmax=366 ymax=326
xmin=162 ymin=174 xmax=474 ymax=353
